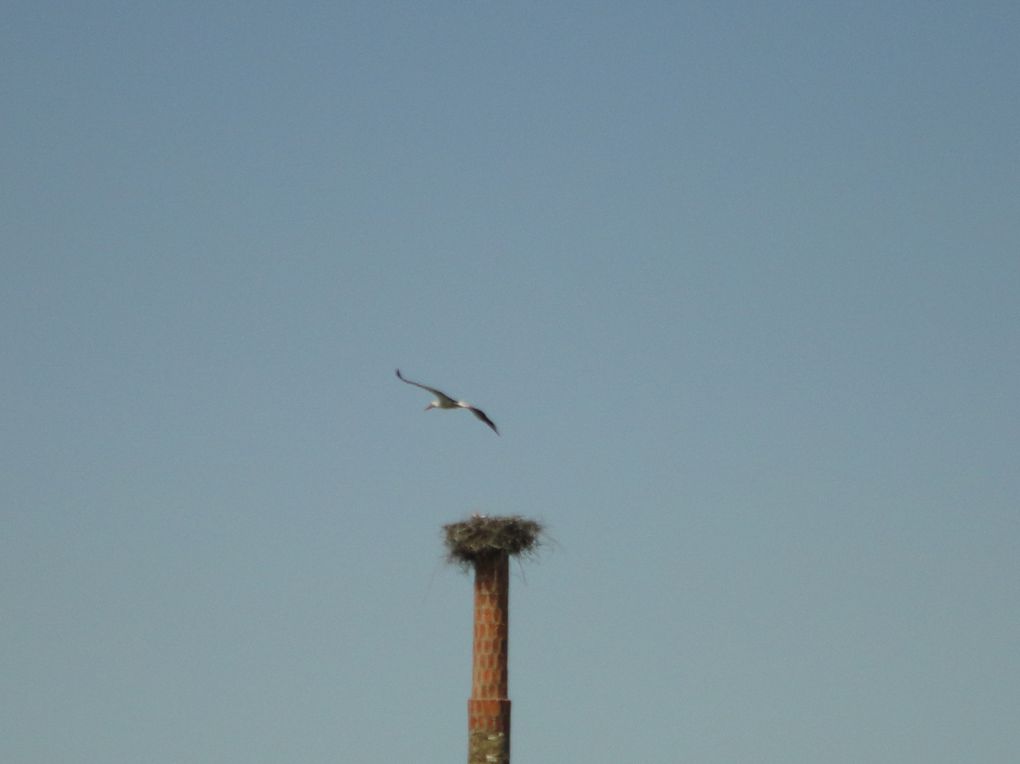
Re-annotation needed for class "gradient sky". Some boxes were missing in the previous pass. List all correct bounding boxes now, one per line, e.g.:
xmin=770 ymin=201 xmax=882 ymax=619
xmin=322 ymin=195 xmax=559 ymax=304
xmin=3 ymin=3 xmax=1018 ymax=762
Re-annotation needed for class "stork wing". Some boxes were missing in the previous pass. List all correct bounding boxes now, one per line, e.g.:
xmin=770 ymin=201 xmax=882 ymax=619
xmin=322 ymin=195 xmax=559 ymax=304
xmin=395 ymin=368 xmax=457 ymax=406
xmin=465 ymin=405 xmax=499 ymax=435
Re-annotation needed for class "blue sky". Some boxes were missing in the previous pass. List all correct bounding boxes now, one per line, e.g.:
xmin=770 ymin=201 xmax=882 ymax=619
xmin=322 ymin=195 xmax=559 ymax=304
xmin=3 ymin=3 xmax=1018 ymax=762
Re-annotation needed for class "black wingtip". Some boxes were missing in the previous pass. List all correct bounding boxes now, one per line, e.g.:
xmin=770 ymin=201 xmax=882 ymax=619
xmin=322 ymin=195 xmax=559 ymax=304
xmin=471 ymin=408 xmax=500 ymax=435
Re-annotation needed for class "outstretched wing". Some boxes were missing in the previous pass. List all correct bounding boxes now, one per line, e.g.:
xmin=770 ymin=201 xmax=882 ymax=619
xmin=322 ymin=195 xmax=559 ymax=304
xmin=464 ymin=405 xmax=499 ymax=435
xmin=395 ymin=368 xmax=457 ymax=406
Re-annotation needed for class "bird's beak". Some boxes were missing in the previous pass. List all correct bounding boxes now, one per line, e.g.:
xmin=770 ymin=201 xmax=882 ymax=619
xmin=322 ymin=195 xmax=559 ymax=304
xmin=424 ymin=404 xmax=434 ymax=411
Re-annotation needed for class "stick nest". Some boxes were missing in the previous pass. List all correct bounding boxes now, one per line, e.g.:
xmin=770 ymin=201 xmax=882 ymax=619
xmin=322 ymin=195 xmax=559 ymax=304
xmin=443 ymin=514 xmax=544 ymax=568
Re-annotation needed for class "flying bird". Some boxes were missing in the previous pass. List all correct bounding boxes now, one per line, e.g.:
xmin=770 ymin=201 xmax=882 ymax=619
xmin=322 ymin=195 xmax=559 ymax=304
xmin=395 ymin=368 xmax=499 ymax=434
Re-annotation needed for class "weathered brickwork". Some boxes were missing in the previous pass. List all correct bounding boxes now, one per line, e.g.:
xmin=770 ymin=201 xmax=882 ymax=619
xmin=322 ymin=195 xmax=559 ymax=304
xmin=468 ymin=552 xmax=511 ymax=762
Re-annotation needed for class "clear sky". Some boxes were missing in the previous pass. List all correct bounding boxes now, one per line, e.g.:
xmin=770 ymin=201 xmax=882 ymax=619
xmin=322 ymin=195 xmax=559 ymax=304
xmin=3 ymin=3 xmax=1018 ymax=762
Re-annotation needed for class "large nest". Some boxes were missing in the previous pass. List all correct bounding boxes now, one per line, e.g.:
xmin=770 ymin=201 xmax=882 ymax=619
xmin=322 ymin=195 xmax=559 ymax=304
xmin=443 ymin=514 xmax=544 ymax=568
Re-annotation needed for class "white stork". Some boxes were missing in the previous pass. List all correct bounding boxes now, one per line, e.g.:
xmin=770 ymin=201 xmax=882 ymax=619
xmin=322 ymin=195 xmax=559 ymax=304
xmin=395 ymin=369 xmax=499 ymax=435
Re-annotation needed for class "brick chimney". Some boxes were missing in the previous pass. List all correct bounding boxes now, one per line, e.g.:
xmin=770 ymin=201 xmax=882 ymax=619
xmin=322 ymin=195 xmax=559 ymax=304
xmin=443 ymin=515 xmax=542 ymax=764
xmin=468 ymin=551 xmax=511 ymax=763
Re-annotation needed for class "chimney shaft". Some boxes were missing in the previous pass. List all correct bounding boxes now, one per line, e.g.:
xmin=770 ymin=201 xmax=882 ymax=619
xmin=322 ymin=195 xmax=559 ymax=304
xmin=467 ymin=551 xmax=510 ymax=763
